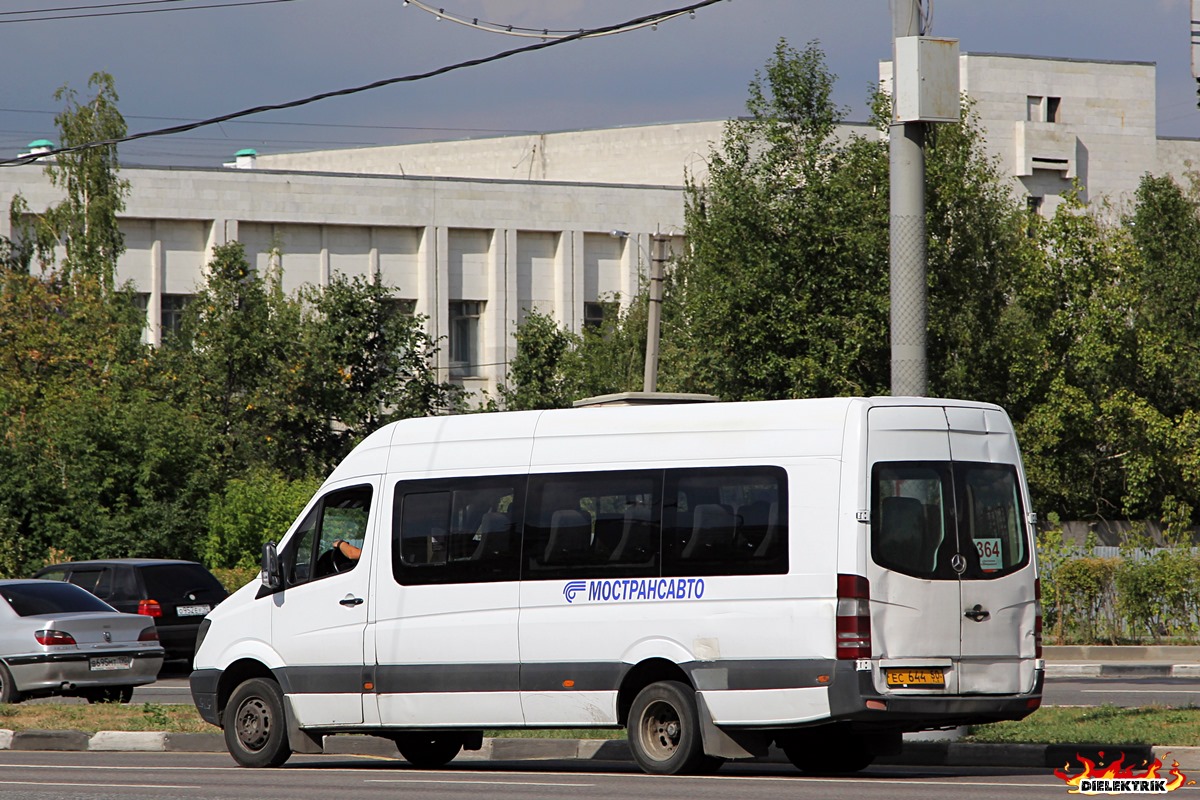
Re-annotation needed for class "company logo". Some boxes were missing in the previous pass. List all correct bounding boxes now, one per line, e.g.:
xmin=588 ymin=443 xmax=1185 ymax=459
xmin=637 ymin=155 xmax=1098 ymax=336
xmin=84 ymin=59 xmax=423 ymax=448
xmin=1053 ymin=752 xmax=1190 ymax=794
xmin=562 ymin=581 xmax=587 ymax=603
xmin=562 ymin=578 xmax=706 ymax=604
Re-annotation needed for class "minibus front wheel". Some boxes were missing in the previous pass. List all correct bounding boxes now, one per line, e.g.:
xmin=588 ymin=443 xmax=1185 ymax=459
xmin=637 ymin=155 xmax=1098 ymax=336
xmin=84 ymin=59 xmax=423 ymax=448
xmin=224 ymin=677 xmax=292 ymax=768
xmin=627 ymin=680 xmax=711 ymax=775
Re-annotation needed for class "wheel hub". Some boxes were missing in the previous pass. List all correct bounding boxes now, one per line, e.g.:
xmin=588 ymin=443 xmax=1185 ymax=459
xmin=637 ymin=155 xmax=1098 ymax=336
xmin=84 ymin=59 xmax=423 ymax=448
xmin=236 ymin=698 xmax=272 ymax=751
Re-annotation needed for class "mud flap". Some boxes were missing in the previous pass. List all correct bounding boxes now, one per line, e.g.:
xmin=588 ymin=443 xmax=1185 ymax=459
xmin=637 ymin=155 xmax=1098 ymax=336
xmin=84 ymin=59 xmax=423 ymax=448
xmin=283 ymin=696 xmax=324 ymax=755
xmin=694 ymin=693 xmax=770 ymax=760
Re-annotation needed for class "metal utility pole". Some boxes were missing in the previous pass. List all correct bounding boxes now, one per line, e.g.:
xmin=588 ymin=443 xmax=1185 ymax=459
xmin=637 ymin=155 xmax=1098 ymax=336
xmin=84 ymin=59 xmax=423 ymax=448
xmin=644 ymin=234 xmax=669 ymax=393
xmin=890 ymin=0 xmax=928 ymax=397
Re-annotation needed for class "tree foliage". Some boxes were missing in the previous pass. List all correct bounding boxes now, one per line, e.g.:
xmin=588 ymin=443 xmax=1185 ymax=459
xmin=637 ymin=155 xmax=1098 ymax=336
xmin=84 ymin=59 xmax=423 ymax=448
xmin=11 ymin=72 xmax=129 ymax=286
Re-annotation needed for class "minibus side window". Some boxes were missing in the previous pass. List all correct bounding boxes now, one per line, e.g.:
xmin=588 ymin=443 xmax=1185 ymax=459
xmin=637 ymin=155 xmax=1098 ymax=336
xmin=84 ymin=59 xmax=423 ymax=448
xmin=523 ymin=470 xmax=660 ymax=581
xmin=392 ymin=476 xmax=523 ymax=586
xmin=281 ymin=485 xmax=373 ymax=587
xmin=662 ymin=466 xmax=788 ymax=577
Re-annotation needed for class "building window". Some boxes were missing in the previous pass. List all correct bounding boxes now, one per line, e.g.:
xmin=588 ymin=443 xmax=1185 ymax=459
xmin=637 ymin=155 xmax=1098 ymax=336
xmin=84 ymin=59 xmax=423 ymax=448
xmin=1027 ymin=95 xmax=1061 ymax=123
xmin=162 ymin=294 xmax=193 ymax=336
xmin=383 ymin=297 xmax=417 ymax=319
xmin=1026 ymin=195 xmax=1044 ymax=217
xmin=1026 ymin=96 xmax=1043 ymax=122
xmin=584 ymin=301 xmax=617 ymax=330
xmin=449 ymin=300 xmax=483 ymax=379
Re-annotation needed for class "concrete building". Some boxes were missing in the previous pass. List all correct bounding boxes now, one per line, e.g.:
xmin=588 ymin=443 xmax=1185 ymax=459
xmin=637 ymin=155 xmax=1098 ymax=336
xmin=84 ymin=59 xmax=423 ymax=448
xmin=3 ymin=52 xmax=1198 ymax=398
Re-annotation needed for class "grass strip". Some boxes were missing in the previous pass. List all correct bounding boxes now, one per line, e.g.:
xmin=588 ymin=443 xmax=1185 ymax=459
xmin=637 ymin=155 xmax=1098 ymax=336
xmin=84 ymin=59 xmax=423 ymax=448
xmin=967 ymin=705 xmax=1200 ymax=745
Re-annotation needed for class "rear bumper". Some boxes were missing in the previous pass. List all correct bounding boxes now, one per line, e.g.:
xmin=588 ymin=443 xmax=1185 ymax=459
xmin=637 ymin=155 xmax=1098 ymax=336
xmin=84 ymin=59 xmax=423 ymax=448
xmin=6 ymin=649 xmax=164 ymax=693
xmin=827 ymin=661 xmax=1044 ymax=731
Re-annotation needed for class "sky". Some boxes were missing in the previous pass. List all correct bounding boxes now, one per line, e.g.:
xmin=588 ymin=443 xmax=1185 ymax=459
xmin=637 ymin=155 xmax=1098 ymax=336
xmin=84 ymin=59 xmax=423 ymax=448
xmin=1 ymin=0 xmax=1198 ymax=168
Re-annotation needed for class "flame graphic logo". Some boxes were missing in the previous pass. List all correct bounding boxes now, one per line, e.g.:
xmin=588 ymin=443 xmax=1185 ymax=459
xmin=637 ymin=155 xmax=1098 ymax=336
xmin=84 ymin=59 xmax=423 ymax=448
xmin=1053 ymin=751 xmax=1191 ymax=794
xmin=562 ymin=581 xmax=587 ymax=603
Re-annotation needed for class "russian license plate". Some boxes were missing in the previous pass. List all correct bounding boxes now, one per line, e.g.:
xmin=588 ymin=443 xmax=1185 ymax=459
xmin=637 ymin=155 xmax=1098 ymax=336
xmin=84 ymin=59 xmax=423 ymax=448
xmin=89 ymin=656 xmax=133 ymax=672
xmin=885 ymin=668 xmax=945 ymax=688
xmin=176 ymin=604 xmax=211 ymax=617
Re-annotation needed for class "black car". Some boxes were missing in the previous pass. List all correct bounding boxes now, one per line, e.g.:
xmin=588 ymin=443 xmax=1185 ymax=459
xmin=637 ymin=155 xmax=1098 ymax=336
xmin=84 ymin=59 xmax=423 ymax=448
xmin=32 ymin=559 xmax=229 ymax=664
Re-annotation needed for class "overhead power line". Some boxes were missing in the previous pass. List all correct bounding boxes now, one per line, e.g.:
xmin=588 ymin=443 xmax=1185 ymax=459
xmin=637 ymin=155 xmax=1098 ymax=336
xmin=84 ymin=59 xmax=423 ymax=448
xmin=401 ymin=0 xmax=696 ymax=40
xmin=0 ymin=0 xmax=297 ymax=25
xmin=0 ymin=0 xmax=725 ymax=167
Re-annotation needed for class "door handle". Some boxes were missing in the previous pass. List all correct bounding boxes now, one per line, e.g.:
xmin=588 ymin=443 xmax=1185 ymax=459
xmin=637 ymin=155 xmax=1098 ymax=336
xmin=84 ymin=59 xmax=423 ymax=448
xmin=964 ymin=604 xmax=990 ymax=622
xmin=339 ymin=596 xmax=364 ymax=607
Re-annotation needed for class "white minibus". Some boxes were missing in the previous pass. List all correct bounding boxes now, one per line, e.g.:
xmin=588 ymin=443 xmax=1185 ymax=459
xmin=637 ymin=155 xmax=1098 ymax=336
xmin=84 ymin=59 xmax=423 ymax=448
xmin=190 ymin=396 xmax=1043 ymax=775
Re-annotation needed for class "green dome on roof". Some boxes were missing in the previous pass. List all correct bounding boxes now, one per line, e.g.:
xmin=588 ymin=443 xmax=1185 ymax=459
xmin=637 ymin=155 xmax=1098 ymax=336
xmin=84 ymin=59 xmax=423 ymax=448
xmin=234 ymin=148 xmax=258 ymax=157
xmin=28 ymin=139 xmax=54 ymax=148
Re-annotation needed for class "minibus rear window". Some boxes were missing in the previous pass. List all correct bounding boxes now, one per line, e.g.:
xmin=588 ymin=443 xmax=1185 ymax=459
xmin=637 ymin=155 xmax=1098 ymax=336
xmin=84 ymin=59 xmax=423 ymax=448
xmin=871 ymin=461 xmax=1028 ymax=580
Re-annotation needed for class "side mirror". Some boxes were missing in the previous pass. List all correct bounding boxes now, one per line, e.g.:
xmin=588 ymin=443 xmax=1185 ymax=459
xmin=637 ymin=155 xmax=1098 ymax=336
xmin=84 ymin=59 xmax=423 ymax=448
xmin=261 ymin=541 xmax=281 ymax=590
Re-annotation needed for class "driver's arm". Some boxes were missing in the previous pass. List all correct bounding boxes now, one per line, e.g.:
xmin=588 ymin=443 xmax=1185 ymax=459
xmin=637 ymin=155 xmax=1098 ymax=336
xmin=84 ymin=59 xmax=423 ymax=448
xmin=333 ymin=538 xmax=362 ymax=560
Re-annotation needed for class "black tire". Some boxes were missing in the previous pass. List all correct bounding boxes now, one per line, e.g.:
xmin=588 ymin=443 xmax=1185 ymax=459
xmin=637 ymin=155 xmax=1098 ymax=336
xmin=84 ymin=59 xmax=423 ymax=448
xmin=627 ymin=680 xmax=707 ymax=775
xmin=393 ymin=733 xmax=463 ymax=769
xmin=780 ymin=731 xmax=874 ymax=774
xmin=224 ymin=677 xmax=292 ymax=768
xmin=0 ymin=663 xmax=20 ymax=704
xmin=84 ymin=685 xmax=134 ymax=704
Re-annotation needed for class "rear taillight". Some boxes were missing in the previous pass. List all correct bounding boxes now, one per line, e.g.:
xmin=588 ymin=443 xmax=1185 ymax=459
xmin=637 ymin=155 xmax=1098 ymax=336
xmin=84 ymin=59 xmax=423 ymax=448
xmin=35 ymin=629 xmax=76 ymax=646
xmin=836 ymin=573 xmax=871 ymax=659
xmin=137 ymin=599 xmax=162 ymax=618
xmin=138 ymin=626 xmax=159 ymax=642
xmin=1034 ymin=578 xmax=1043 ymax=659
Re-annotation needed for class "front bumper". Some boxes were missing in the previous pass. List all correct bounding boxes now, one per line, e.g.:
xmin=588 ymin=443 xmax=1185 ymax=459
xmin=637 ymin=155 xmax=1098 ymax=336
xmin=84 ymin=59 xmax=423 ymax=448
xmin=189 ymin=668 xmax=221 ymax=726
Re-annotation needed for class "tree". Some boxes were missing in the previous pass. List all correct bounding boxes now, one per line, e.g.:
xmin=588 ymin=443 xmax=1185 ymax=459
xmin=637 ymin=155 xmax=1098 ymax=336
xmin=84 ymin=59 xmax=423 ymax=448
xmin=11 ymin=72 xmax=128 ymax=287
xmin=159 ymin=242 xmax=463 ymax=480
xmin=497 ymin=310 xmax=579 ymax=410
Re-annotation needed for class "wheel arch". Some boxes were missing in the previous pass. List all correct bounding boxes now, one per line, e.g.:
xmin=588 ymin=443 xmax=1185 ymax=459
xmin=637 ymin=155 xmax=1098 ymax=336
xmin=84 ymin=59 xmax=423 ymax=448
xmin=616 ymin=658 xmax=692 ymax=727
xmin=216 ymin=658 xmax=278 ymax=726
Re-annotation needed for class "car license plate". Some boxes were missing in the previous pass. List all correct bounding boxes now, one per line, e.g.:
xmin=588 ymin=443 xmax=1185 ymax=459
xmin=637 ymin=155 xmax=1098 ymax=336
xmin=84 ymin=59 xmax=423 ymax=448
xmin=176 ymin=604 xmax=211 ymax=617
xmin=89 ymin=656 xmax=133 ymax=671
xmin=885 ymin=668 xmax=944 ymax=687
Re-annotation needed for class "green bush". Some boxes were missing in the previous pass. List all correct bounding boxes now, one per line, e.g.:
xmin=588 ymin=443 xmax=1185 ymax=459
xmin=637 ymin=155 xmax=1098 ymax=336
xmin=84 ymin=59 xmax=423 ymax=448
xmin=1053 ymin=557 xmax=1119 ymax=644
xmin=201 ymin=469 xmax=319 ymax=569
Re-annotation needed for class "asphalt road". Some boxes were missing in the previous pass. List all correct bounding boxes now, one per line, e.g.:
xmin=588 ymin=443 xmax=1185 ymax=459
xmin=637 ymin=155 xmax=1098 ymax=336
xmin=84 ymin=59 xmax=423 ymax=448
xmin=1041 ymin=677 xmax=1200 ymax=708
xmin=0 ymin=751 xmax=1089 ymax=800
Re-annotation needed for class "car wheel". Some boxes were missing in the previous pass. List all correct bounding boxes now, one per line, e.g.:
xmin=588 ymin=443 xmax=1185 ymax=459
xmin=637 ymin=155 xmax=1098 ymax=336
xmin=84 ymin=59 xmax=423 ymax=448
xmin=393 ymin=733 xmax=463 ymax=768
xmin=224 ymin=677 xmax=292 ymax=768
xmin=780 ymin=730 xmax=875 ymax=774
xmin=0 ymin=663 xmax=20 ymax=704
xmin=84 ymin=686 xmax=135 ymax=704
xmin=627 ymin=680 xmax=707 ymax=775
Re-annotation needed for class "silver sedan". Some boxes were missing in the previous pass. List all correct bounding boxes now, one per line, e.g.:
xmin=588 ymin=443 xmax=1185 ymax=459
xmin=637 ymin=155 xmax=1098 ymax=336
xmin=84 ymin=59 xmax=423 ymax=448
xmin=0 ymin=579 xmax=165 ymax=704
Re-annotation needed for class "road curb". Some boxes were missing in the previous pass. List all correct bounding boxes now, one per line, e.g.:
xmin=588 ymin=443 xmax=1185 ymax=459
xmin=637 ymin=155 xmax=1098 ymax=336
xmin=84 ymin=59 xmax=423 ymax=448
xmin=1044 ymin=662 xmax=1200 ymax=678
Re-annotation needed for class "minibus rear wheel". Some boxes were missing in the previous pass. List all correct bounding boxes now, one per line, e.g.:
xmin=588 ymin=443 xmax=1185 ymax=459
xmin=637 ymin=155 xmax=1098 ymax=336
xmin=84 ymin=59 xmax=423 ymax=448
xmin=627 ymin=680 xmax=707 ymax=775
xmin=779 ymin=730 xmax=874 ymax=774
xmin=224 ymin=677 xmax=292 ymax=768
xmin=392 ymin=733 xmax=463 ymax=768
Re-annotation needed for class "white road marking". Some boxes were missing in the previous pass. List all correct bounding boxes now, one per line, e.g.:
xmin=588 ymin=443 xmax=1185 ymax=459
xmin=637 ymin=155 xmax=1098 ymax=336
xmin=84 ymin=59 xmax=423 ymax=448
xmin=0 ymin=781 xmax=193 ymax=789
xmin=1080 ymin=689 xmax=1200 ymax=693
xmin=366 ymin=779 xmax=594 ymax=787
